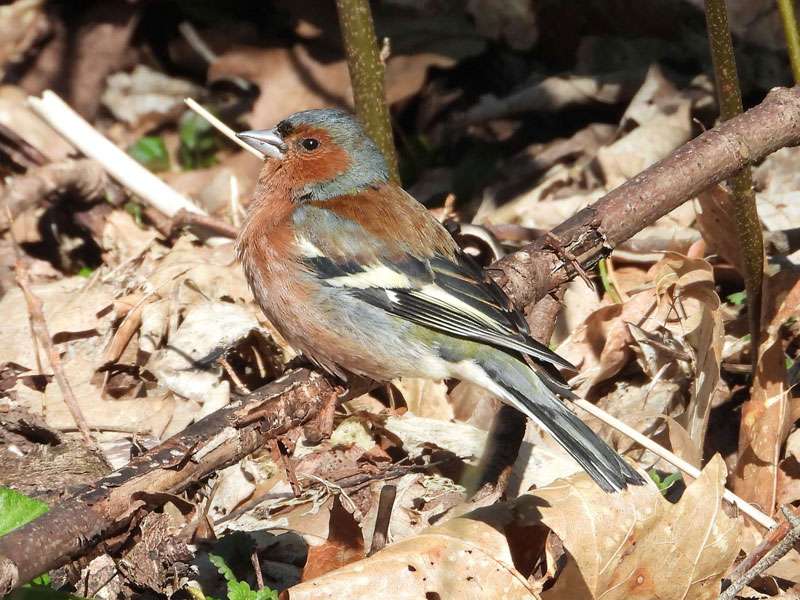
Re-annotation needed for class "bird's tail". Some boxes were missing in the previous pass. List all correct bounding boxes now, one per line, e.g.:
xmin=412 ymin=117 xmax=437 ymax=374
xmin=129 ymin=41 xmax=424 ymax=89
xmin=477 ymin=352 xmax=645 ymax=492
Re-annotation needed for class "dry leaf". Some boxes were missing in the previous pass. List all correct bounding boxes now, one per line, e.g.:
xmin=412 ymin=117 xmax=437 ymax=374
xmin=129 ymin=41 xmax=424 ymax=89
xmin=149 ymin=301 xmax=260 ymax=408
xmin=0 ymin=276 xmax=115 ymax=370
xmin=0 ymin=0 xmax=47 ymax=79
xmin=0 ymin=85 xmax=74 ymax=161
xmin=734 ymin=277 xmax=800 ymax=516
xmin=466 ymin=0 xmax=538 ymax=50
xmin=393 ymin=377 xmax=453 ymax=421
xmin=534 ymin=456 xmax=740 ymax=600
xmin=696 ymin=184 xmax=744 ymax=272
xmin=44 ymin=356 xmax=173 ymax=434
xmin=301 ymin=495 xmax=365 ymax=582
xmin=288 ymin=501 xmax=541 ymax=599
xmin=596 ymin=100 xmax=692 ymax=188
xmin=101 ymin=64 xmax=202 ymax=127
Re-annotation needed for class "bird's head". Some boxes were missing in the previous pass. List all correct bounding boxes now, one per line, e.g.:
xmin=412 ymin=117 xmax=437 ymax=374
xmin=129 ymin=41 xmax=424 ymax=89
xmin=237 ymin=109 xmax=389 ymax=202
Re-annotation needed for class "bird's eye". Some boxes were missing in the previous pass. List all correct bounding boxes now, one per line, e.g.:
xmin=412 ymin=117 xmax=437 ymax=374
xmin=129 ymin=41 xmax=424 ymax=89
xmin=300 ymin=138 xmax=320 ymax=151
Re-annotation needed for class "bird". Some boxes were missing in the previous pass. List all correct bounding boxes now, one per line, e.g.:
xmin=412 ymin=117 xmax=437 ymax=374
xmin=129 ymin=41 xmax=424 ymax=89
xmin=235 ymin=108 xmax=645 ymax=492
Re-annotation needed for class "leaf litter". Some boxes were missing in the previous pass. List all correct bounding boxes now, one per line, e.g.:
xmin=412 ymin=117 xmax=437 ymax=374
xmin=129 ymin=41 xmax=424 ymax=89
xmin=1 ymin=2 xmax=800 ymax=598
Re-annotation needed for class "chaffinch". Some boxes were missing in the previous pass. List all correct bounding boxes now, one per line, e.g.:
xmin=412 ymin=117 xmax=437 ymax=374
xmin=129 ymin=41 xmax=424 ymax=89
xmin=236 ymin=109 xmax=644 ymax=492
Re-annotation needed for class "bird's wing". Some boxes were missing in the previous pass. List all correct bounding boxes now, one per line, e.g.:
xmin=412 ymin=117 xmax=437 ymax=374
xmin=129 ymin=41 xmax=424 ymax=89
xmin=301 ymin=243 xmax=576 ymax=373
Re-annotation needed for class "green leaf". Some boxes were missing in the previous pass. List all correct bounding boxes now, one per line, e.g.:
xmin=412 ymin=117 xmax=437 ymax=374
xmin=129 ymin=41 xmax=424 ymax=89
xmin=208 ymin=554 xmax=237 ymax=584
xmin=207 ymin=553 xmax=277 ymax=600
xmin=179 ymin=109 xmax=219 ymax=170
xmin=77 ymin=267 xmax=94 ymax=278
xmin=128 ymin=136 xmax=171 ymax=172
xmin=29 ymin=574 xmax=51 ymax=587
xmin=726 ymin=290 xmax=747 ymax=306
xmin=123 ymin=201 xmax=143 ymax=226
xmin=647 ymin=470 xmax=682 ymax=495
xmin=0 ymin=487 xmax=49 ymax=537
xmin=253 ymin=588 xmax=278 ymax=600
xmin=227 ymin=580 xmax=255 ymax=600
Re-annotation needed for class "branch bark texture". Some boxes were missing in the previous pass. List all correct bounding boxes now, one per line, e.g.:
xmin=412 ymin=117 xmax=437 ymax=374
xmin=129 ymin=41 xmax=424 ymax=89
xmin=0 ymin=369 xmax=339 ymax=593
xmin=4 ymin=86 xmax=800 ymax=592
xmin=493 ymin=85 xmax=800 ymax=309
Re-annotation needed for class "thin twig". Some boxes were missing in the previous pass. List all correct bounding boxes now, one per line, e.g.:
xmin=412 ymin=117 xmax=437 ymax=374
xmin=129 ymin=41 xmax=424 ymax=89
xmin=250 ymin=549 xmax=264 ymax=591
xmin=184 ymin=98 xmax=264 ymax=159
xmin=368 ymin=484 xmax=397 ymax=556
xmin=5 ymin=207 xmax=95 ymax=447
xmin=573 ymin=398 xmax=776 ymax=529
xmin=170 ymin=208 xmax=238 ymax=239
xmin=778 ymin=0 xmax=800 ymax=82
xmin=726 ymin=505 xmax=799 ymax=583
xmin=719 ymin=506 xmax=800 ymax=600
xmin=705 ymin=0 xmax=764 ymax=371
xmin=335 ymin=0 xmax=399 ymax=181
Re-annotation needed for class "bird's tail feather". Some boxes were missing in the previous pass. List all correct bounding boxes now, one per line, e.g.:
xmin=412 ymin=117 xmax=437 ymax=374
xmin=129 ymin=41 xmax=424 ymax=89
xmin=479 ymin=355 xmax=645 ymax=492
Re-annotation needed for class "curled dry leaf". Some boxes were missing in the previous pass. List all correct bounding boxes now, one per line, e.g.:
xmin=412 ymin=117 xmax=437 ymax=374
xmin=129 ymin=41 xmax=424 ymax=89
xmin=536 ymin=455 xmax=740 ymax=600
xmin=650 ymin=253 xmax=723 ymax=448
xmin=734 ymin=277 xmax=800 ymax=516
xmin=101 ymin=64 xmax=202 ymax=128
xmin=148 ymin=301 xmax=261 ymax=412
xmin=300 ymin=495 xmax=365 ymax=582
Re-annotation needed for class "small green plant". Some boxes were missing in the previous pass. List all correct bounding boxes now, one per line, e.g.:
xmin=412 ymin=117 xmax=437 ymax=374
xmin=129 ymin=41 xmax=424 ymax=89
xmin=0 ymin=489 xmax=85 ymax=598
xmin=726 ymin=290 xmax=747 ymax=306
xmin=123 ymin=201 xmax=144 ymax=226
xmin=204 ymin=554 xmax=278 ymax=600
xmin=648 ymin=470 xmax=682 ymax=495
xmin=128 ymin=136 xmax=171 ymax=172
xmin=0 ymin=487 xmax=49 ymax=537
xmin=179 ymin=109 xmax=219 ymax=170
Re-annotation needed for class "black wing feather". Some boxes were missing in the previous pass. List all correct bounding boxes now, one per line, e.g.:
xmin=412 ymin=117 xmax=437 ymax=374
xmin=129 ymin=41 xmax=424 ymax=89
xmin=303 ymin=250 xmax=576 ymax=373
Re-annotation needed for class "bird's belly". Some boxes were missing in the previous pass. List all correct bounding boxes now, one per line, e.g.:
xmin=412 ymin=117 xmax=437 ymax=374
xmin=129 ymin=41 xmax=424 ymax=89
xmin=256 ymin=274 xmax=437 ymax=381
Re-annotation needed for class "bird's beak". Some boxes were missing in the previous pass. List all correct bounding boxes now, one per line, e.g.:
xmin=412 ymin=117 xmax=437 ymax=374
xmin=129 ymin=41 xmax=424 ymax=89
xmin=236 ymin=128 xmax=287 ymax=160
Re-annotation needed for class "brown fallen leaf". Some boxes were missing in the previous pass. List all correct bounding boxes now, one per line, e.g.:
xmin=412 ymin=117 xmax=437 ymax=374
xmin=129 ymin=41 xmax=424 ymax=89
xmin=0 ymin=275 xmax=116 ymax=370
xmin=301 ymin=495 xmax=365 ymax=582
xmin=393 ymin=377 xmax=453 ymax=421
xmin=696 ymin=184 xmax=745 ymax=273
xmin=535 ymin=455 xmax=741 ymax=600
xmin=734 ymin=276 xmax=800 ymax=516
xmin=288 ymin=500 xmax=541 ymax=599
xmin=650 ymin=252 xmax=723 ymax=449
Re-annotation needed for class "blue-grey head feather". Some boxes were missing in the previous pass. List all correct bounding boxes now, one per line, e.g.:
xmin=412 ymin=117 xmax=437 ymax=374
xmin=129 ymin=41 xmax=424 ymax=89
xmin=279 ymin=108 xmax=389 ymax=201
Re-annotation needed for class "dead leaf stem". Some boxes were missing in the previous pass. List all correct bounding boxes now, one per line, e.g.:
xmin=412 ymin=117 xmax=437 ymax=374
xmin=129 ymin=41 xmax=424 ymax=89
xmin=5 ymin=207 xmax=95 ymax=448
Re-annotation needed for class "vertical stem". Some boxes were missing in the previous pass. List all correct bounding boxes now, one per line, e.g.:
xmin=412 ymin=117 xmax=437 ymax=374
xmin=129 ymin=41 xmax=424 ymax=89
xmin=335 ymin=0 xmax=400 ymax=182
xmin=778 ymin=0 xmax=800 ymax=82
xmin=704 ymin=0 xmax=764 ymax=369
